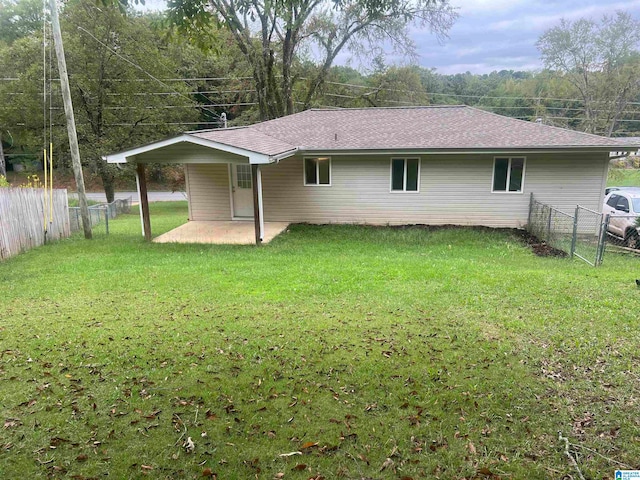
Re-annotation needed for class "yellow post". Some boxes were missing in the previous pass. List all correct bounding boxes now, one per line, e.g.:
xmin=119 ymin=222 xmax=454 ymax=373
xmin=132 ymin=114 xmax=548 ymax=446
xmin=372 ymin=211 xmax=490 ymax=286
xmin=43 ymin=149 xmax=48 ymax=230
xmin=49 ymin=143 xmax=54 ymax=222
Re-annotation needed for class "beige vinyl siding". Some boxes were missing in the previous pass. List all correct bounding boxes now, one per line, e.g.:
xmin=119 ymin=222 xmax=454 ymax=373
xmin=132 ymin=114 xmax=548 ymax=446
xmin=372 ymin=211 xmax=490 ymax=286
xmin=185 ymin=164 xmax=232 ymax=221
xmin=260 ymin=153 xmax=608 ymax=227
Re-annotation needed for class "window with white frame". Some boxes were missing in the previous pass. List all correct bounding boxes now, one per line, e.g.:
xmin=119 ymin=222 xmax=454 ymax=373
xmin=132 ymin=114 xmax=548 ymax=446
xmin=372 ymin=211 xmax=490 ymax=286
xmin=390 ymin=158 xmax=420 ymax=192
xmin=492 ymin=157 xmax=525 ymax=193
xmin=304 ymin=157 xmax=331 ymax=185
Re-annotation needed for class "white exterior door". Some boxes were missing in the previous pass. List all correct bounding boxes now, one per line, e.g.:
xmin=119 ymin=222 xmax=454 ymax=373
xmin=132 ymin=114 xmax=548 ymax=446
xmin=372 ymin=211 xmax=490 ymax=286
xmin=232 ymin=164 xmax=254 ymax=218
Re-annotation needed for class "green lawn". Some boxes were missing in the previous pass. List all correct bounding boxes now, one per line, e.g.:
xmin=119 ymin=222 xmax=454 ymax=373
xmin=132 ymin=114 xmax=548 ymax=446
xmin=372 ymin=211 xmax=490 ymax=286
xmin=1 ymin=202 xmax=639 ymax=479
xmin=607 ymin=167 xmax=640 ymax=186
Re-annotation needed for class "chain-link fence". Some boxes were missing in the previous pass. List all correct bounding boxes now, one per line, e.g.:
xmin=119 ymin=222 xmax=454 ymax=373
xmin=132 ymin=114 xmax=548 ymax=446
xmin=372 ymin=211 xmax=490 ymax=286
xmin=602 ymin=214 xmax=640 ymax=251
xmin=528 ymin=200 xmax=574 ymax=254
xmin=527 ymin=194 xmax=609 ymax=266
xmin=68 ymin=197 xmax=132 ymax=235
xmin=572 ymin=205 xmax=607 ymax=266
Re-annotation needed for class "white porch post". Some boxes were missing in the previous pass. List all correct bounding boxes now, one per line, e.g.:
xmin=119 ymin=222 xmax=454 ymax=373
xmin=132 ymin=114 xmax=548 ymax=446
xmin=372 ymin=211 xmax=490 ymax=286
xmin=257 ymin=166 xmax=264 ymax=241
xmin=135 ymin=168 xmax=145 ymax=237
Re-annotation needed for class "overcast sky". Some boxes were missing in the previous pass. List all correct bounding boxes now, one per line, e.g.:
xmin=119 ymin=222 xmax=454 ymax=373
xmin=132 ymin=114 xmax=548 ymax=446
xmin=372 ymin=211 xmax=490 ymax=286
xmin=424 ymin=0 xmax=640 ymax=74
xmin=137 ymin=0 xmax=640 ymax=75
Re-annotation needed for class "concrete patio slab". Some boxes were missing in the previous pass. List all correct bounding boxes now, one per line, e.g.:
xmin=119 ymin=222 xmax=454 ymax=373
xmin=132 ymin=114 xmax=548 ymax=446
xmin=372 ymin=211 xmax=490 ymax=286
xmin=152 ymin=221 xmax=290 ymax=245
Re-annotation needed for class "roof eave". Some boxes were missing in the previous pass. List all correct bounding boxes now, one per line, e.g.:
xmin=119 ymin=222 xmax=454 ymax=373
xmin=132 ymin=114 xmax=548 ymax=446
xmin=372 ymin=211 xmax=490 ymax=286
xmin=102 ymin=133 xmax=275 ymax=164
xmin=297 ymin=146 xmax=636 ymax=155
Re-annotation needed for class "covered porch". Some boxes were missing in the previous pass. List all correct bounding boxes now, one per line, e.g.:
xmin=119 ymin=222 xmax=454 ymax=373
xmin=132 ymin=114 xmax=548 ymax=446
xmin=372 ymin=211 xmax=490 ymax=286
xmin=153 ymin=220 xmax=289 ymax=245
xmin=103 ymin=132 xmax=297 ymax=245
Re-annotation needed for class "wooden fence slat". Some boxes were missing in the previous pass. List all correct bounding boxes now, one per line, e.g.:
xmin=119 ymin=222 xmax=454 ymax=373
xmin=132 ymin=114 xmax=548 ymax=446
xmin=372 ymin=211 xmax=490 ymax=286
xmin=0 ymin=188 xmax=71 ymax=260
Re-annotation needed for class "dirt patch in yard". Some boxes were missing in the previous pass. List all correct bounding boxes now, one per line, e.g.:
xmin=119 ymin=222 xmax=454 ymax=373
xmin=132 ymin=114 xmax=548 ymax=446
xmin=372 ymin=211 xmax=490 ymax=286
xmin=510 ymin=229 xmax=568 ymax=258
xmin=387 ymin=224 xmax=569 ymax=258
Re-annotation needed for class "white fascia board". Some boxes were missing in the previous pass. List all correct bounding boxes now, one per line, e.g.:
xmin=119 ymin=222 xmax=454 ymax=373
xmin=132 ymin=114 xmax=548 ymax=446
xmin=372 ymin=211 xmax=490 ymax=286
xmin=299 ymin=147 xmax=624 ymax=156
xmin=102 ymin=134 xmax=272 ymax=164
xmin=271 ymin=148 xmax=298 ymax=162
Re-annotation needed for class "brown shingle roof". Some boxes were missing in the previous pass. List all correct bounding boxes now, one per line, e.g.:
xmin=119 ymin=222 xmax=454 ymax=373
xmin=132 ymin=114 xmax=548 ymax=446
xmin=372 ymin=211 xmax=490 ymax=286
xmin=192 ymin=106 xmax=640 ymax=157
xmin=192 ymin=127 xmax=296 ymax=156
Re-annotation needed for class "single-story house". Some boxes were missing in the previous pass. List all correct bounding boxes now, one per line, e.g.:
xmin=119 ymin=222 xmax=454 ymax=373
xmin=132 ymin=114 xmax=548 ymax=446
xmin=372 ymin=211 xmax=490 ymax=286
xmin=104 ymin=106 xmax=640 ymax=243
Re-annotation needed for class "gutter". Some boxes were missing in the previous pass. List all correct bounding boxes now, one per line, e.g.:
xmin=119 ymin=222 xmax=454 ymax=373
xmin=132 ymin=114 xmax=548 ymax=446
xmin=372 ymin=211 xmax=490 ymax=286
xmin=294 ymin=146 xmax=640 ymax=156
xmin=270 ymin=147 xmax=299 ymax=163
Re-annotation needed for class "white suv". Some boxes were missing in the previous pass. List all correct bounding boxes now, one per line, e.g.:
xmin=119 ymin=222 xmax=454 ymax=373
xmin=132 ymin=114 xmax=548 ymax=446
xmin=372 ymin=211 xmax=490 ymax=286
xmin=603 ymin=191 xmax=640 ymax=248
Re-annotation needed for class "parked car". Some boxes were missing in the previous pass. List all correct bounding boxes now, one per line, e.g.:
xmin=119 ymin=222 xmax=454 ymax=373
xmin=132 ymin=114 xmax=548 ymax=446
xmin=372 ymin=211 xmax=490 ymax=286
xmin=603 ymin=191 xmax=640 ymax=248
xmin=605 ymin=186 xmax=640 ymax=196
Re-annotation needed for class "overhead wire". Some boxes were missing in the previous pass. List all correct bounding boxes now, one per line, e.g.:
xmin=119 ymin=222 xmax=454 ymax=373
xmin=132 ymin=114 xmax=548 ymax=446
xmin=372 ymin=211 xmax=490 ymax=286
xmin=74 ymin=24 xmax=224 ymax=124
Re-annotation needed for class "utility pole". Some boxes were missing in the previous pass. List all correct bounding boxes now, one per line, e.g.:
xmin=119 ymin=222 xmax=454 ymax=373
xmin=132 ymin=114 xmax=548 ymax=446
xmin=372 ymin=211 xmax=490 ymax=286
xmin=48 ymin=0 xmax=92 ymax=239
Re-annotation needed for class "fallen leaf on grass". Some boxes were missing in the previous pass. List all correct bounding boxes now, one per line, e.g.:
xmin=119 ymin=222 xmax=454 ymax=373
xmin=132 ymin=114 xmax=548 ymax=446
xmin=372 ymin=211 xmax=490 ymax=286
xmin=301 ymin=441 xmax=318 ymax=450
xmin=50 ymin=437 xmax=70 ymax=447
xmin=184 ymin=437 xmax=195 ymax=453
xmin=205 ymin=410 xmax=218 ymax=421
xmin=3 ymin=418 xmax=22 ymax=429
xmin=468 ymin=442 xmax=477 ymax=455
xmin=274 ymin=473 xmax=284 ymax=479
xmin=292 ymin=464 xmax=307 ymax=471
xmin=76 ymin=454 xmax=88 ymax=462
xmin=380 ymin=458 xmax=394 ymax=472
xmin=202 ymin=467 xmax=216 ymax=477
xmin=278 ymin=451 xmax=302 ymax=457
xmin=475 ymin=467 xmax=498 ymax=478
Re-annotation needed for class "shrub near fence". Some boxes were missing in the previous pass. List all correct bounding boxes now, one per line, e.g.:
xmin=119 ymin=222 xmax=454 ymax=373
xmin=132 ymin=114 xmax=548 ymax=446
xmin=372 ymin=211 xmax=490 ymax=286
xmin=0 ymin=188 xmax=70 ymax=260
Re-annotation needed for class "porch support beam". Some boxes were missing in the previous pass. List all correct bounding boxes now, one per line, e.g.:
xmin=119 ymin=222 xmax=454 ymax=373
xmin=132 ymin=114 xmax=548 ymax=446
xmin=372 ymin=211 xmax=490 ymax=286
xmin=257 ymin=166 xmax=264 ymax=241
xmin=136 ymin=163 xmax=152 ymax=241
xmin=251 ymin=165 xmax=263 ymax=245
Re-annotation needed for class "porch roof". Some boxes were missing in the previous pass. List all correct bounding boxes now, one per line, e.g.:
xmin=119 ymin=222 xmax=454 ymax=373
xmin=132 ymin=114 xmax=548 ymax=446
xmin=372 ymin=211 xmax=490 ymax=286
xmin=103 ymin=132 xmax=298 ymax=164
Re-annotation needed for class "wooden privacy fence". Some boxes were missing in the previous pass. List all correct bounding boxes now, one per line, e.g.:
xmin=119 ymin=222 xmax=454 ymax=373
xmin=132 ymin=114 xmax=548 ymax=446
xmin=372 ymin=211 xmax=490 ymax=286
xmin=0 ymin=188 xmax=70 ymax=260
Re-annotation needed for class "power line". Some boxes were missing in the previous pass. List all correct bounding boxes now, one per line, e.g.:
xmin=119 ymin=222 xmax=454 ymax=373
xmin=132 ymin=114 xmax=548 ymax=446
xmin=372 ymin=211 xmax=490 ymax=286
xmin=74 ymin=25 xmax=224 ymax=124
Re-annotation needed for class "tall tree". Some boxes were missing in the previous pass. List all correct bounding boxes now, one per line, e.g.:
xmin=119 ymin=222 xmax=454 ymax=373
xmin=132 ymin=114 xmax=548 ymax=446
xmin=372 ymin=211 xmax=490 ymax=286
xmin=163 ymin=0 xmax=457 ymax=120
xmin=0 ymin=0 xmax=199 ymax=201
xmin=537 ymin=11 xmax=640 ymax=136
xmin=0 ymin=0 xmax=44 ymax=43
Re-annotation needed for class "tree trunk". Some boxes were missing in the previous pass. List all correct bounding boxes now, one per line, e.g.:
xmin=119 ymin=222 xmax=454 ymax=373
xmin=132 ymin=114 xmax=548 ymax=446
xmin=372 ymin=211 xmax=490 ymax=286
xmin=96 ymin=158 xmax=116 ymax=203
xmin=102 ymin=175 xmax=115 ymax=204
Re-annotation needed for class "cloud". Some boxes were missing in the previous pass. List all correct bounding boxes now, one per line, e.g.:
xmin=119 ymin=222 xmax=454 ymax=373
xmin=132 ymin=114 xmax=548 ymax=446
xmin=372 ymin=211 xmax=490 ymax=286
xmin=130 ymin=0 xmax=640 ymax=75
xmin=451 ymin=0 xmax=529 ymax=14
xmin=413 ymin=0 xmax=640 ymax=73
xmin=487 ymin=1 xmax=640 ymax=32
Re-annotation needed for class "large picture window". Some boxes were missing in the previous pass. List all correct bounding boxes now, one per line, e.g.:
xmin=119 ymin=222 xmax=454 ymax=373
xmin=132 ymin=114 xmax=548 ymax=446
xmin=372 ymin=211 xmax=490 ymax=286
xmin=304 ymin=157 xmax=331 ymax=186
xmin=492 ymin=157 xmax=525 ymax=193
xmin=390 ymin=158 xmax=420 ymax=192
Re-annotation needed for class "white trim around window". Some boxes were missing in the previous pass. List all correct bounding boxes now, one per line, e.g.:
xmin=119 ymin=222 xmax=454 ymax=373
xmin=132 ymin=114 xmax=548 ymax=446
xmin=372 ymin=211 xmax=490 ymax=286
xmin=390 ymin=157 xmax=421 ymax=193
xmin=491 ymin=156 xmax=526 ymax=194
xmin=303 ymin=156 xmax=332 ymax=186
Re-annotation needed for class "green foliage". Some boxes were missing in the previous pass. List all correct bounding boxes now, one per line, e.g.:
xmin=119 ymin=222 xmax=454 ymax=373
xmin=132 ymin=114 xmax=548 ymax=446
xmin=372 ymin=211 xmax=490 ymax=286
xmin=537 ymin=12 xmax=640 ymax=136
xmin=0 ymin=174 xmax=9 ymax=186
xmin=0 ymin=0 xmax=202 ymax=200
xmin=0 ymin=0 xmax=44 ymax=43
xmin=607 ymin=167 xmax=640 ymax=186
xmin=2 ymin=203 xmax=640 ymax=478
xmin=164 ymin=0 xmax=457 ymax=119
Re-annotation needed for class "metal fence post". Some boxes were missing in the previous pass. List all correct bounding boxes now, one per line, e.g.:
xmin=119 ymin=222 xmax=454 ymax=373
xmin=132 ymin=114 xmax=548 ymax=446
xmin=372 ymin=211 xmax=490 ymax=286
xmin=527 ymin=192 xmax=534 ymax=230
xmin=75 ymin=208 xmax=80 ymax=230
xmin=104 ymin=207 xmax=109 ymax=235
xmin=546 ymin=206 xmax=552 ymax=243
xmin=570 ymin=205 xmax=579 ymax=258
xmin=596 ymin=214 xmax=610 ymax=266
